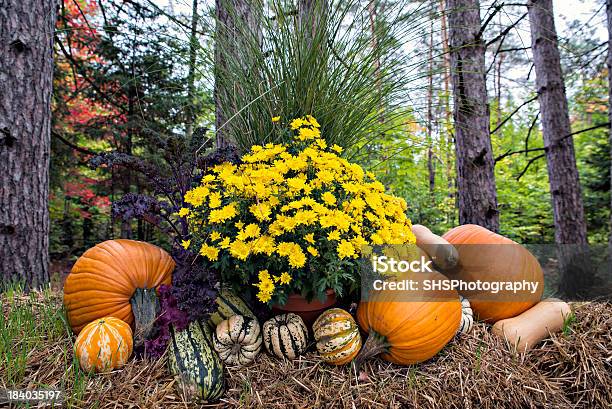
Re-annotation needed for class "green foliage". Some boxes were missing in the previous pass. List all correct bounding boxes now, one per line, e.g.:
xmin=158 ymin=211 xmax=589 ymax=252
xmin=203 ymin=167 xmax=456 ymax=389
xmin=0 ymin=287 xmax=93 ymax=407
xmin=364 ymin=112 xmax=457 ymax=234
xmin=492 ymin=102 xmax=554 ymax=243
xmin=572 ymin=71 xmax=610 ymax=243
xmin=562 ymin=312 xmax=576 ymax=336
xmin=0 ymin=287 xmax=68 ymax=385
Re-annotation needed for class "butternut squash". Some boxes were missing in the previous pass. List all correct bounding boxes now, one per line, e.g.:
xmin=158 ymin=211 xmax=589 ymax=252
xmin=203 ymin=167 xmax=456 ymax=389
xmin=411 ymin=224 xmax=459 ymax=271
xmin=492 ymin=298 xmax=571 ymax=352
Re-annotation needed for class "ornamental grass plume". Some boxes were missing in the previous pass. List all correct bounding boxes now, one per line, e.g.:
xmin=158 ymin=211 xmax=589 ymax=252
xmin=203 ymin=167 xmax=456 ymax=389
xmin=180 ymin=116 xmax=415 ymax=306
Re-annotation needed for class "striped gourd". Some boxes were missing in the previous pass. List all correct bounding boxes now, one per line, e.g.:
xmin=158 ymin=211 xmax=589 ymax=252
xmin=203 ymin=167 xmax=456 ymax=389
xmin=74 ymin=316 xmax=133 ymax=373
xmin=208 ymin=288 xmax=255 ymax=327
xmin=458 ymin=296 xmax=474 ymax=334
xmin=262 ymin=313 xmax=308 ymax=360
xmin=313 ymin=308 xmax=361 ymax=365
xmin=168 ymin=320 xmax=224 ymax=401
xmin=213 ymin=315 xmax=262 ymax=366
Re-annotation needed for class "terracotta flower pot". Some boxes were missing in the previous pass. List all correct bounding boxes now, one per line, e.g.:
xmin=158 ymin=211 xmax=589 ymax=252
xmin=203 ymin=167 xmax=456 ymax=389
xmin=272 ymin=289 xmax=337 ymax=326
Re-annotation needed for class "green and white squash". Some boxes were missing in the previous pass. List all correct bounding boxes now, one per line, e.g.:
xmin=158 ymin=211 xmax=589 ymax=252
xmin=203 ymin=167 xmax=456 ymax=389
xmin=213 ymin=315 xmax=262 ymax=366
xmin=263 ymin=313 xmax=308 ymax=360
xmin=313 ymin=308 xmax=361 ymax=365
xmin=168 ymin=320 xmax=224 ymax=401
xmin=458 ymin=296 xmax=474 ymax=334
xmin=208 ymin=288 xmax=255 ymax=327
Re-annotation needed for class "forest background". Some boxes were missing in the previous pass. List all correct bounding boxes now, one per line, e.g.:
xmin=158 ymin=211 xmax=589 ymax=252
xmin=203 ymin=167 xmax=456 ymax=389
xmin=1 ymin=0 xmax=609 ymax=287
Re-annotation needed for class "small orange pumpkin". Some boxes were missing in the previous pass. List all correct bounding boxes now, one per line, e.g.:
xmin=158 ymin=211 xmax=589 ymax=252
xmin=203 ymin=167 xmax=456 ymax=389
xmin=63 ymin=239 xmax=174 ymax=335
xmin=442 ymin=224 xmax=544 ymax=323
xmin=74 ymin=316 xmax=133 ymax=372
xmin=356 ymin=270 xmax=461 ymax=366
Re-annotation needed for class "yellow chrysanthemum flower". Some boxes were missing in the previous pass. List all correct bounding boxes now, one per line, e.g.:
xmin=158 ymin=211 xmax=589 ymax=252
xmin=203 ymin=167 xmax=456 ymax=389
xmin=219 ymin=237 xmax=231 ymax=249
xmin=331 ymin=144 xmax=343 ymax=153
xmin=184 ymin=186 xmax=209 ymax=207
xmin=258 ymin=269 xmax=271 ymax=282
xmin=229 ymin=240 xmax=250 ymax=260
xmin=322 ymin=191 xmax=336 ymax=206
xmin=306 ymin=115 xmax=320 ymax=128
xmin=327 ymin=230 xmax=341 ymax=241
xmin=272 ymin=116 xmax=281 ymax=122
xmin=199 ymin=244 xmax=219 ymax=261
xmin=290 ymin=118 xmax=308 ymax=129
xmin=289 ymin=250 xmax=306 ymax=268
xmin=337 ymin=240 xmax=355 ymax=259
xmin=209 ymin=192 xmax=222 ymax=209
xmin=178 ymin=207 xmax=190 ymax=217
xmin=249 ymin=202 xmax=272 ymax=221
xmin=181 ymin=239 xmax=191 ymax=250
xmin=208 ymin=203 xmax=237 ymax=223
xmin=256 ymin=290 xmax=272 ymax=303
xmin=255 ymin=278 xmax=274 ymax=293
xmin=279 ymin=272 xmax=292 ymax=285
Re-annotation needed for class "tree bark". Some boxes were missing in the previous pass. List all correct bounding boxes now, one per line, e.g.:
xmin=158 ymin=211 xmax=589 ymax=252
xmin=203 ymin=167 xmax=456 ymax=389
xmin=0 ymin=0 xmax=56 ymax=288
xmin=440 ymin=0 xmax=455 ymax=225
xmin=214 ymin=0 xmax=260 ymax=149
xmin=186 ymin=0 xmax=198 ymax=139
xmin=606 ymin=0 xmax=612 ymax=242
xmin=447 ymin=0 xmax=499 ymax=231
xmin=427 ymin=19 xmax=435 ymax=194
xmin=527 ymin=0 xmax=587 ymax=245
xmin=299 ymin=0 xmax=326 ymax=44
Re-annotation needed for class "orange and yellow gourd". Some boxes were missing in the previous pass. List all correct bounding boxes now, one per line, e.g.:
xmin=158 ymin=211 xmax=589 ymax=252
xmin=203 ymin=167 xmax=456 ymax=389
xmin=74 ymin=316 xmax=133 ymax=372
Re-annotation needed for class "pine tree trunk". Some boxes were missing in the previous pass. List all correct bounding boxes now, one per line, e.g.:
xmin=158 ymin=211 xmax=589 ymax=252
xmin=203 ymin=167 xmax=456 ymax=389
xmin=186 ymin=0 xmax=199 ymax=139
xmin=427 ymin=19 xmax=435 ymax=194
xmin=440 ymin=0 xmax=455 ymax=225
xmin=214 ymin=0 xmax=260 ymax=149
xmin=447 ymin=0 xmax=499 ymax=231
xmin=527 ymin=0 xmax=587 ymax=245
xmin=0 ymin=0 xmax=56 ymax=288
xmin=528 ymin=0 xmax=591 ymax=296
xmin=607 ymin=0 xmax=612 ymax=245
xmin=299 ymin=0 xmax=326 ymax=44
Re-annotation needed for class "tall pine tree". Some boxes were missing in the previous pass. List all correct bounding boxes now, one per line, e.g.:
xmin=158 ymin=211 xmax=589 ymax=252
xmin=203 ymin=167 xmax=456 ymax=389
xmin=0 ymin=0 xmax=57 ymax=288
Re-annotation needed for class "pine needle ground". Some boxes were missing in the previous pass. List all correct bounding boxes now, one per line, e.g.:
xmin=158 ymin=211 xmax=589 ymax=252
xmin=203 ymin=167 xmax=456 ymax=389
xmin=1 ymin=291 xmax=610 ymax=408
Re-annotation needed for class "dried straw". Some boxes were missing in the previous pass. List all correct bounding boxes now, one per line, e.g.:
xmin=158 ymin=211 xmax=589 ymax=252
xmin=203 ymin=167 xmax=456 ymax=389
xmin=2 ymin=294 xmax=610 ymax=408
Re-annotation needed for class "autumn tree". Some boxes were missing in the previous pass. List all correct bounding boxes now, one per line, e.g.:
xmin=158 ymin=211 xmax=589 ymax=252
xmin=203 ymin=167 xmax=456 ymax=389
xmin=0 ymin=0 xmax=57 ymax=288
xmin=447 ymin=0 xmax=499 ymax=231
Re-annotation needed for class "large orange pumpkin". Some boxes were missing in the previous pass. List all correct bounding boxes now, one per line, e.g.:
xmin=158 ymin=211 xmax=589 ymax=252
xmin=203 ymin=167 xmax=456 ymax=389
xmin=74 ymin=316 xmax=133 ymax=372
xmin=356 ymin=270 xmax=461 ymax=366
xmin=64 ymin=240 xmax=174 ymax=336
xmin=442 ymin=224 xmax=543 ymax=323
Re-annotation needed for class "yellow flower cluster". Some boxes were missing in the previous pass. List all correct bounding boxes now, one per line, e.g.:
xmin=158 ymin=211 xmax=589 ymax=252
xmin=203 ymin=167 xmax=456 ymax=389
xmin=253 ymin=270 xmax=292 ymax=302
xmin=180 ymin=115 xmax=415 ymax=303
